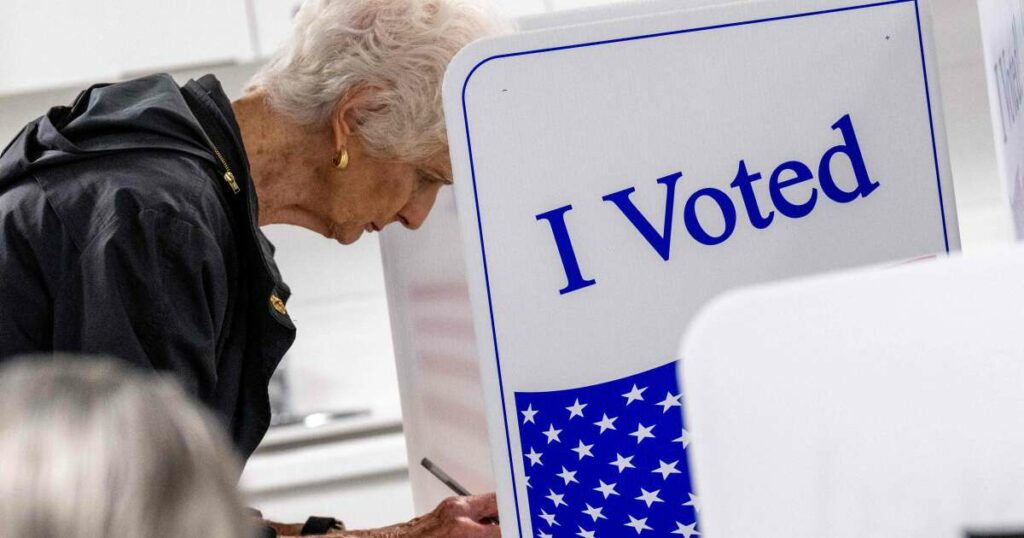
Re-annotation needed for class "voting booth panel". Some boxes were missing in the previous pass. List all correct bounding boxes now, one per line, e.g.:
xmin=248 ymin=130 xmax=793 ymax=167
xmin=680 ymin=248 xmax=1024 ymax=538
xmin=379 ymin=2 xmax=735 ymax=512
xmin=443 ymin=0 xmax=957 ymax=535
xmin=978 ymin=0 xmax=1024 ymax=239
xmin=380 ymin=190 xmax=497 ymax=511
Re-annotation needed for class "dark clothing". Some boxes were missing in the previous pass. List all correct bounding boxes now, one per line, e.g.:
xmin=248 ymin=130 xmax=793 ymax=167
xmin=0 ymin=74 xmax=295 ymax=460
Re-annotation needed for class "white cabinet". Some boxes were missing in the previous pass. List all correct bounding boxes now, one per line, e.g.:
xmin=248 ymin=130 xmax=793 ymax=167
xmin=0 ymin=0 xmax=635 ymax=97
xmin=114 ymin=0 xmax=255 ymax=76
xmin=240 ymin=424 xmax=415 ymax=529
xmin=0 ymin=0 xmax=254 ymax=95
xmin=249 ymin=0 xmax=305 ymax=58
xmin=259 ymin=224 xmax=402 ymax=420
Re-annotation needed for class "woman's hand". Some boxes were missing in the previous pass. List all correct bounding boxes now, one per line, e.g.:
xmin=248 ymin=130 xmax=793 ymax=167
xmin=336 ymin=493 xmax=500 ymax=538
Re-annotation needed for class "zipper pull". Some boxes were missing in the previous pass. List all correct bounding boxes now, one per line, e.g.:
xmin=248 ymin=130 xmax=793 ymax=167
xmin=223 ymin=171 xmax=240 ymax=194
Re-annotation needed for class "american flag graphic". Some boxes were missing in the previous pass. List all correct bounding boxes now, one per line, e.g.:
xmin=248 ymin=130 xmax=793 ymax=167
xmin=514 ymin=361 xmax=699 ymax=538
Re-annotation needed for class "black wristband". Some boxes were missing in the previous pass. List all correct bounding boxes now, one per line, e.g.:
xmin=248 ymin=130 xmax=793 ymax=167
xmin=300 ymin=516 xmax=343 ymax=535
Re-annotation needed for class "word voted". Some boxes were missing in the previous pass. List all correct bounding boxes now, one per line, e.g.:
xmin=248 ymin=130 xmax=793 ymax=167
xmin=535 ymin=114 xmax=881 ymax=295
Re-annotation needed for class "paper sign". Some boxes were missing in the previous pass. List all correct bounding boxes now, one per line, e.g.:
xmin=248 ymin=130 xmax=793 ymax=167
xmin=443 ymin=0 xmax=957 ymax=535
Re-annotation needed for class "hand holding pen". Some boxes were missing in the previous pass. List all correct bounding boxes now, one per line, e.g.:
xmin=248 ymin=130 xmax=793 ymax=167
xmin=421 ymin=458 xmax=501 ymax=527
xmin=337 ymin=491 xmax=499 ymax=537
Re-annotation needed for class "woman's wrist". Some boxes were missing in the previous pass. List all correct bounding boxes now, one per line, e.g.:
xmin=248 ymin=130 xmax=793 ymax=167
xmin=257 ymin=519 xmax=305 ymax=536
xmin=259 ymin=517 xmax=347 ymax=537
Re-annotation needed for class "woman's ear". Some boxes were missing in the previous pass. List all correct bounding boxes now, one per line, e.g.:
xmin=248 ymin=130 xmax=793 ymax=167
xmin=330 ymin=86 xmax=378 ymax=152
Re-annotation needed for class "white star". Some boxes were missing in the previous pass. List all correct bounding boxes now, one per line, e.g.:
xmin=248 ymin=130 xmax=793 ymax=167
xmin=673 ymin=428 xmax=692 ymax=448
xmin=624 ymin=515 xmax=653 ymax=534
xmin=571 ymin=440 xmax=595 ymax=460
xmin=539 ymin=510 xmax=558 ymax=527
xmin=629 ymin=422 xmax=656 ymax=443
xmin=546 ymin=489 xmax=566 ymax=508
xmin=635 ymin=488 xmax=664 ymax=508
xmin=671 ymin=522 xmax=700 ymax=537
xmin=538 ymin=532 xmax=553 ymax=538
xmin=525 ymin=475 xmax=532 ymax=488
xmin=622 ymin=384 xmax=647 ymax=405
xmin=525 ymin=447 xmax=543 ymax=467
xmin=576 ymin=526 xmax=596 ymax=538
xmin=609 ymin=453 xmax=635 ymax=473
xmin=683 ymin=492 xmax=702 ymax=513
xmin=594 ymin=480 xmax=619 ymax=499
xmin=581 ymin=503 xmax=607 ymax=522
xmin=656 ymin=392 xmax=683 ymax=413
xmin=542 ymin=424 xmax=563 ymax=444
xmin=521 ymin=404 xmax=538 ymax=424
xmin=556 ymin=466 xmax=578 ymax=486
xmin=593 ymin=413 xmax=618 ymax=434
xmin=566 ymin=398 xmax=588 ymax=419
xmin=652 ymin=459 xmax=682 ymax=480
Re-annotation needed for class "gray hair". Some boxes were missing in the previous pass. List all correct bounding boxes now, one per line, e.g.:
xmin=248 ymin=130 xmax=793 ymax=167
xmin=248 ymin=0 xmax=508 ymax=162
xmin=0 ymin=356 xmax=252 ymax=538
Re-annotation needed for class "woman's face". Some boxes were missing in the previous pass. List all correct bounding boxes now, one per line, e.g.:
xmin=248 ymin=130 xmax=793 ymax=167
xmin=322 ymin=138 xmax=452 ymax=245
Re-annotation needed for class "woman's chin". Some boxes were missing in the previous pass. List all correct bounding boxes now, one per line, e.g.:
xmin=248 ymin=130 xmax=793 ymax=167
xmin=332 ymin=228 xmax=363 ymax=245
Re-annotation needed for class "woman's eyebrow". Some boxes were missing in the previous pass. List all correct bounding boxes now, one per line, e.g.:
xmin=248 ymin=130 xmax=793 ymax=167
xmin=421 ymin=168 xmax=454 ymax=185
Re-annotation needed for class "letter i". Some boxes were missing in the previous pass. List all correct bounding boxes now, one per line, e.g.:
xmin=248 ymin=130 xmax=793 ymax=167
xmin=535 ymin=205 xmax=597 ymax=295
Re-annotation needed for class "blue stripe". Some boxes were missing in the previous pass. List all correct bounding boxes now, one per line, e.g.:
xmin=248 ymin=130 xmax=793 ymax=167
xmin=912 ymin=0 xmax=952 ymax=252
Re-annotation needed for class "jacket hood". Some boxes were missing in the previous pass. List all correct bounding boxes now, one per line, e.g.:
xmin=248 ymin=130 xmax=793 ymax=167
xmin=0 ymin=74 xmax=218 ymax=188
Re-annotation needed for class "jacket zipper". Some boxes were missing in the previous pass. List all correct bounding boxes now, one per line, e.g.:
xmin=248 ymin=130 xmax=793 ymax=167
xmin=198 ymin=129 xmax=241 ymax=194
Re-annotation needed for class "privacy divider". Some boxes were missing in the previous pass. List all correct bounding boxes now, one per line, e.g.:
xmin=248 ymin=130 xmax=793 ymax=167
xmin=442 ymin=0 xmax=957 ymax=535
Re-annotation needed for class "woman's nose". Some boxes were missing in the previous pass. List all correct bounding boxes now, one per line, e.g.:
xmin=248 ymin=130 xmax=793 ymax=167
xmin=398 ymin=183 xmax=442 ymax=230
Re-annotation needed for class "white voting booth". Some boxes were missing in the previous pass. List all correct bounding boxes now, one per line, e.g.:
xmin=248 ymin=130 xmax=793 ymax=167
xmin=978 ymin=0 xmax=1024 ymax=239
xmin=380 ymin=0 xmax=746 ymax=512
xmin=681 ymin=248 xmax=1024 ymax=538
xmin=440 ymin=0 xmax=958 ymax=535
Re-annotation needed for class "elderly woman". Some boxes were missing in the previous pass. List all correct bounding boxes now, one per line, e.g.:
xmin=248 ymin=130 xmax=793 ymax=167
xmin=0 ymin=0 xmax=503 ymax=536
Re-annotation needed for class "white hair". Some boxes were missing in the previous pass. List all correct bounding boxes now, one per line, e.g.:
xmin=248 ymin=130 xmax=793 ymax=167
xmin=0 ymin=356 xmax=252 ymax=538
xmin=249 ymin=0 xmax=508 ymax=162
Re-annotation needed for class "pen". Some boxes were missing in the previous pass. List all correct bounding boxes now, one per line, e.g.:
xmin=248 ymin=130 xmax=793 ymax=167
xmin=420 ymin=457 xmax=471 ymax=495
xmin=420 ymin=458 xmax=499 ymax=525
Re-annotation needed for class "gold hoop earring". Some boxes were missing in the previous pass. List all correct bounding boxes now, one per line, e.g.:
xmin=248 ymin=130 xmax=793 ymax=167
xmin=333 ymin=147 xmax=349 ymax=170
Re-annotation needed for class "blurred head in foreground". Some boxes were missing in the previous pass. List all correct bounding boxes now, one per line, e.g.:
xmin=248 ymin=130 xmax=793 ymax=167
xmin=0 ymin=356 xmax=251 ymax=538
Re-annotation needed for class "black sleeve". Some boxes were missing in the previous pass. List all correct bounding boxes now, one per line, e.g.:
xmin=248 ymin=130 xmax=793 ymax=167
xmin=0 ymin=183 xmax=61 ymax=357
xmin=53 ymin=208 xmax=230 ymax=402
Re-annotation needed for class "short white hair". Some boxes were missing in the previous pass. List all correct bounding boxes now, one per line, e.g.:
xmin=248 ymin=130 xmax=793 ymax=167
xmin=0 ymin=356 xmax=251 ymax=538
xmin=249 ymin=0 xmax=508 ymax=162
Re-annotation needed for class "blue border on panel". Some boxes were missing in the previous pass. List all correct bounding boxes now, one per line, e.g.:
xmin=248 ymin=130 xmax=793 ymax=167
xmin=458 ymin=0 xmax=946 ymax=533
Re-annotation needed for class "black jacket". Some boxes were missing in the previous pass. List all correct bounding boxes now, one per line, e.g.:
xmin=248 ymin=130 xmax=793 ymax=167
xmin=0 ymin=74 xmax=295 ymax=460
